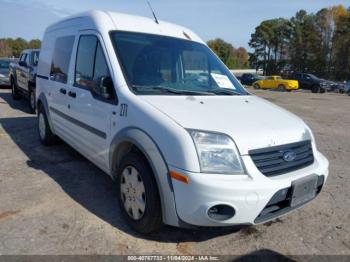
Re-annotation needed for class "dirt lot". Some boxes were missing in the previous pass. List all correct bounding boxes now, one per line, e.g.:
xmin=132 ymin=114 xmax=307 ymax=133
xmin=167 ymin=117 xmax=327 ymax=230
xmin=0 ymin=88 xmax=349 ymax=258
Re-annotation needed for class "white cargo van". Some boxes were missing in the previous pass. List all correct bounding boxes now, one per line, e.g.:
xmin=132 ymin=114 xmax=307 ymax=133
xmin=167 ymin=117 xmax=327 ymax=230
xmin=36 ymin=11 xmax=329 ymax=233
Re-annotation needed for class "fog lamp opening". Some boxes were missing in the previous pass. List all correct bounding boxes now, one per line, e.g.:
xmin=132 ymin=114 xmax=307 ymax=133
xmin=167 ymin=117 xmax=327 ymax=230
xmin=208 ymin=204 xmax=235 ymax=221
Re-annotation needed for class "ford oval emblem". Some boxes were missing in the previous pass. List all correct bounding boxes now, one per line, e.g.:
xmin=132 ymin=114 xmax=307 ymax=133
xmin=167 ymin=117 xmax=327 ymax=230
xmin=283 ymin=151 xmax=297 ymax=162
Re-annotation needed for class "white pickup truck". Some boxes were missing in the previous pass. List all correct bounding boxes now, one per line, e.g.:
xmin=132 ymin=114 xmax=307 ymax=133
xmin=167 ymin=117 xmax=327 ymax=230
xmin=9 ymin=49 xmax=40 ymax=113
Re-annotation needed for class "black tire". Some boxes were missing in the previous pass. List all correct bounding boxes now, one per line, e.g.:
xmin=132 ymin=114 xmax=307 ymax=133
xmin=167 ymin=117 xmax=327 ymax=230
xmin=277 ymin=84 xmax=286 ymax=92
xmin=253 ymin=83 xmax=260 ymax=89
xmin=339 ymin=89 xmax=344 ymax=94
xmin=320 ymin=87 xmax=326 ymax=94
xmin=29 ymin=88 xmax=36 ymax=114
xmin=11 ymin=78 xmax=21 ymax=100
xmin=116 ymin=152 xmax=163 ymax=234
xmin=38 ymin=106 xmax=57 ymax=146
xmin=311 ymin=85 xmax=320 ymax=93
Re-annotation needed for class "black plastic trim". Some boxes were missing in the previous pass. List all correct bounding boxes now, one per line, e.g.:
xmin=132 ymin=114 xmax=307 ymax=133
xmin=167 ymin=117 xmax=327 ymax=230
xmin=49 ymin=106 xmax=106 ymax=139
xmin=37 ymin=74 xmax=49 ymax=80
xmin=254 ymin=175 xmax=325 ymax=224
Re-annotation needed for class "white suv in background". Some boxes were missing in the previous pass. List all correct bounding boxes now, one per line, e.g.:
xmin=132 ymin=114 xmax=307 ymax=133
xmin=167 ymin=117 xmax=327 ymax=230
xmin=36 ymin=11 xmax=329 ymax=233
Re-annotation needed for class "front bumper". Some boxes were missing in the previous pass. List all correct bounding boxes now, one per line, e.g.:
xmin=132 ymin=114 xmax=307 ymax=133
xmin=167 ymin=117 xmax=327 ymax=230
xmin=169 ymin=151 xmax=329 ymax=227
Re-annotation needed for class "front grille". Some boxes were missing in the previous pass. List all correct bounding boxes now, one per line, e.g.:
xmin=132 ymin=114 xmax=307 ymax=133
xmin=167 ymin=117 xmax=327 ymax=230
xmin=249 ymin=140 xmax=314 ymax=177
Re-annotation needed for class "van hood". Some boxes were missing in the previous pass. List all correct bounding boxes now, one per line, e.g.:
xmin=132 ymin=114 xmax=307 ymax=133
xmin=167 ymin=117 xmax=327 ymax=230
xmin=141 ymin=95 xmax=311 ymax=155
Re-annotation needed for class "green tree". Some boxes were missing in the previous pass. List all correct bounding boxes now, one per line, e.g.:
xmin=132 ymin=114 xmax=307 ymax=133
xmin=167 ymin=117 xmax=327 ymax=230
xmin=0 ymin=38 xmax=41 ymax=58
xmin=207 ymin=38 xmax=249 ymax=69
xmin=28 ymin=39 xmax=41 ymax=49
xmin=249 ymin=18 xmax=291 ymax=75
xmin=0 ymin=40 xmax=12 ymax=57
xmin=249 ymin=5 xmax=350 ymax=80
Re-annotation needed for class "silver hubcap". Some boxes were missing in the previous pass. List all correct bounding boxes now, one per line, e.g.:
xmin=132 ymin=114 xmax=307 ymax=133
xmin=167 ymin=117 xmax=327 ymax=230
xmin=30 ymin=92 xmax=35 ymax=109
xmin=120 ymin=166 xmax=146 ymax=220
xmin=38 ymin=113 xmax=46 ymax=139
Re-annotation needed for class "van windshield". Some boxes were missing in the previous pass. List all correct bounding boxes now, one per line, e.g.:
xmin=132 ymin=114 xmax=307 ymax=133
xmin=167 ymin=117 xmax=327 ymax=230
xmin=110 ymin=31 xmax=247 ymax=96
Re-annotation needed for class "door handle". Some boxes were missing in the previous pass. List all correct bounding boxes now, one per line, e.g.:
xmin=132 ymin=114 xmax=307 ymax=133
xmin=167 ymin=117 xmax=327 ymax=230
xmin=68 ymin=91 xmax=76 ymax=98
xmin=59 ymin=88 xmax=67 ymax=94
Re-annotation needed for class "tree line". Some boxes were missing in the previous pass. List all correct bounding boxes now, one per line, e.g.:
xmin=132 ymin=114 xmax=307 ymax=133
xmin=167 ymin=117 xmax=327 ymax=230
xmin=207 ymin=39 xmax=249 ymax=69
xmin=0 ymin=36 xmax=250 ymax=70
xmin=0 ymin=38 xmax=41 ymax=58
xmin=249 ymin=5 xmax=350 ymax=81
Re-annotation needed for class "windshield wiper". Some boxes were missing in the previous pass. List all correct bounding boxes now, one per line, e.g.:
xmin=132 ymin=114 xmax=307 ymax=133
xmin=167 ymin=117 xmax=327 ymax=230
xmin=132 ymin=85 xmax=215 ymax=96
xmin=208 ymin=88 xmax=246 ymax=96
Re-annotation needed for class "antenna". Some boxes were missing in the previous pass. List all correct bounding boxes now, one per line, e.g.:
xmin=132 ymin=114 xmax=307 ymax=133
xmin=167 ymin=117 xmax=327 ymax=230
xmin=146 ymin=0 xmax=159 ymax=24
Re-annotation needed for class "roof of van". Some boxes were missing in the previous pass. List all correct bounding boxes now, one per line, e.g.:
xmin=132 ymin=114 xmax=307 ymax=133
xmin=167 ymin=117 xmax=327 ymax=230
xmin=45 ymin=10 xmax=204 ymax=44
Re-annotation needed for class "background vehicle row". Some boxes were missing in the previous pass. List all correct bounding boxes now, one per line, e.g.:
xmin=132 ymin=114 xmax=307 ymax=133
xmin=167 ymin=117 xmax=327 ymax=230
xmin=9 ymin=49 xmax=40 ymax=113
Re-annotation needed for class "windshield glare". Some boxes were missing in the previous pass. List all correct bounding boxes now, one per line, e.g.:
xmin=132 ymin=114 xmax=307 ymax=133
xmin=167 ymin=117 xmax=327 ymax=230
xmin=110 ymin=31 xmax=247 ymax=96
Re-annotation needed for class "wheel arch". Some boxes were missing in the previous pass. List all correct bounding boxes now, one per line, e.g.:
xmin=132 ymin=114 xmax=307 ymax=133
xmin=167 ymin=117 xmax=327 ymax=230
xmin=109 ymin=127 xmax=181 ymax=227
xmin=37 ymin=93 xmax=55 ymax=133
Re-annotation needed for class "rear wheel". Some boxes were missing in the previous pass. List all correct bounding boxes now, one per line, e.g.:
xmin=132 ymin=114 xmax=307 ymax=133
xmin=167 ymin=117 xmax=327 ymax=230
xmin=116 ymin=152 xmax=163 ymax=233
xmin=254 ymin=83 xmax=260 ymax=89
xmin=29 ymin=88 xmax=36 ymax=114
xmin=38 ymin=106 xmax=57 ymax=146
xmin=11 ymin=79 xmax=21 ymax=100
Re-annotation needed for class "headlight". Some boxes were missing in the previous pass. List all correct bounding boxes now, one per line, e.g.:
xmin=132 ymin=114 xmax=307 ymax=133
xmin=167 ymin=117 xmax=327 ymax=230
xmin=188 ymin=130 xmax=244 ymax=174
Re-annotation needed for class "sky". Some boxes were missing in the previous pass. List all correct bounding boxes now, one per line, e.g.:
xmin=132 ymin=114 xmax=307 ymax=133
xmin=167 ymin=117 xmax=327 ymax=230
xmin=0 ymin=0 xmax=349 ymax=49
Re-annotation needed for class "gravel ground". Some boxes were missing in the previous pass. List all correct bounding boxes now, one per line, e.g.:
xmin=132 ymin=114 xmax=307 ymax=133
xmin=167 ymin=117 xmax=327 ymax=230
xmin=0 ymin=88 xmax=349 ymax=258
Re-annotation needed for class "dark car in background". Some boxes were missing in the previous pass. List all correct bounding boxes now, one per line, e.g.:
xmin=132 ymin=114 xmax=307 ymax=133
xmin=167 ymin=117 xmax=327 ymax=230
xmin=9 ymin=49 xmax=39 ymax=113
xmin=322 ymin=80 xmax=350 ymax=94
xmin=290 ymin=73 xmax=327 ymax=93
xmin=0 ymin=58 xmax=16 ymax=87
xmin=346 ymin=81 xmax=350 ymax=96
xmin=238 ymin=73 xmax=264 ymax=86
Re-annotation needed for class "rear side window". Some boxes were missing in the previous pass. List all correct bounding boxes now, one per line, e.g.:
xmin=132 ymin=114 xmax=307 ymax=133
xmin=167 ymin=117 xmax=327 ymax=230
xmin=50 ymin=36 xmax=75 ymax=84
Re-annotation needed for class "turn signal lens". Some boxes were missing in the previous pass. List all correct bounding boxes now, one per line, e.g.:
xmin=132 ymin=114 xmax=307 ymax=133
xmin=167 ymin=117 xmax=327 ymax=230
xmin=170 ymin=171 xmax=190 ymax=184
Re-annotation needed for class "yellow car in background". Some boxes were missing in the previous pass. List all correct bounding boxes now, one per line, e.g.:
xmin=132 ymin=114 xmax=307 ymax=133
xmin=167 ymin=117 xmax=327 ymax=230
xmin=253 ymin=75 xmax=299 ymax=91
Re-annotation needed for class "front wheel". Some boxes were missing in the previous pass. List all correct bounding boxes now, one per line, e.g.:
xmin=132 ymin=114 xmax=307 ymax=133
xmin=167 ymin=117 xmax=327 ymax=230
xmin=116 ymin=152 xmax=163 ymax=233
xmin=11 ymin=79 xmax=21 ymax=100
xmin=29 ymin=88 xmax=36 ymax=114
xmin=277 ymin=84 xmax=286 ymax=92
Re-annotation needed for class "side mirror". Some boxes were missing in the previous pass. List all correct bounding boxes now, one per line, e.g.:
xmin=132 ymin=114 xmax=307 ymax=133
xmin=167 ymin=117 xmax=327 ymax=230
xmin=99 ymin=76 xmax=114 ymax=100
xmin=19 ymin=61 xmax=27 ymax=67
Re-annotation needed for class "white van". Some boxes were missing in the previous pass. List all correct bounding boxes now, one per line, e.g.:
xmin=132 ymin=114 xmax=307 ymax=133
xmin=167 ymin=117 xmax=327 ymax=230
xmin=36 ymin=11 xmax=329 ymax=233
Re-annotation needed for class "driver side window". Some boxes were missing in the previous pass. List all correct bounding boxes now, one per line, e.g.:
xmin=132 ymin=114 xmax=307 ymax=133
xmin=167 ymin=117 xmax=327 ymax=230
xmin=75 ymin=35 xmax=115 ymax=102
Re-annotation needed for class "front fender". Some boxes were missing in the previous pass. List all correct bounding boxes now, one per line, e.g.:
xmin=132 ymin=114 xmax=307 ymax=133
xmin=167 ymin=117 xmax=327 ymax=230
xmin=109 ymin=127 xmax=181 ymax=227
